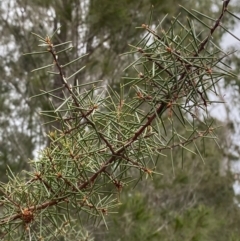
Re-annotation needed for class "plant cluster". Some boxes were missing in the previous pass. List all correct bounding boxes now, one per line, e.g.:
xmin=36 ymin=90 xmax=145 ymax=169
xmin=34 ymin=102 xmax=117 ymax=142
xmin=0 ymin=0 xmax=239 ymax=240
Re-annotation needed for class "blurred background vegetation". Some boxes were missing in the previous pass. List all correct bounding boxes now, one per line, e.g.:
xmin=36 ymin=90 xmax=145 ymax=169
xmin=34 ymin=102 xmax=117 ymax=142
xmin=1 ymin=0 xmax=240 ymax=240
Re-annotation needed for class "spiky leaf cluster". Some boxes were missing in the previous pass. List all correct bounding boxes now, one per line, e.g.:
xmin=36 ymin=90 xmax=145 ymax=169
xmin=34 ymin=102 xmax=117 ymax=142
xmin=0 ymin=1 xmax=238 ymax=240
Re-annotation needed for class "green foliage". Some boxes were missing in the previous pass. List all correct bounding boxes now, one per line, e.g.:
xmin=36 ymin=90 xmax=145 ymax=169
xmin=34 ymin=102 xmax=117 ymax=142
xmin=0 ymin=1 xmax=240 ymax=240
